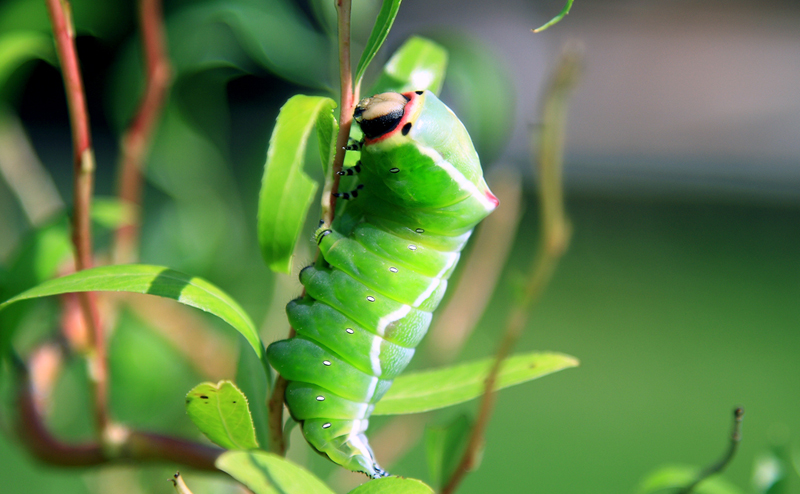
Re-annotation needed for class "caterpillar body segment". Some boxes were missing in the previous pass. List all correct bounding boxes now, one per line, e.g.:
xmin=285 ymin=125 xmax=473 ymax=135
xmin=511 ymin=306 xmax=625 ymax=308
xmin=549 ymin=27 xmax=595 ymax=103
xmin=267 ymin=90 xmax=497 ymax=478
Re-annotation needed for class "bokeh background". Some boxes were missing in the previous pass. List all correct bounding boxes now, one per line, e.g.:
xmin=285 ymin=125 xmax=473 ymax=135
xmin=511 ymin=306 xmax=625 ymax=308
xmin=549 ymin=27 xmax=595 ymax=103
xmin=0 ymin=0 xmax=798 ymax=493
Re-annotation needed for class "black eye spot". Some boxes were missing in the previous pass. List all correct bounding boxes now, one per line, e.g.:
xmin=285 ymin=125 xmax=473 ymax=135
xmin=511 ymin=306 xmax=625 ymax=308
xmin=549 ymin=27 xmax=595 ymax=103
xmin=415 ymin=90 xmax=423 ymax=95
xmin=199 ymin=395 xmax=209 ymax=399
xmin=402 ymin=123 xmax=412 ymax=135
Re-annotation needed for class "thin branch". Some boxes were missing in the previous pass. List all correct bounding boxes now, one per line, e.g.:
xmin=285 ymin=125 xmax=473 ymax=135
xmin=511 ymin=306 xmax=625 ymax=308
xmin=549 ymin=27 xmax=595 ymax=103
xmin=442 ymin=43 xmax=583 ymax=494
xmin=677 ymin=407 xmax=745 ymax=494
xmin=114 ymin=0 xmax=172 ymax=264
xmin=16 ymin=365 xmax=222 ymax=471
xmin=45 ymin=0 xmax=107 ymax=434
xmin=267 ymin=0 xmax=355 ymax=456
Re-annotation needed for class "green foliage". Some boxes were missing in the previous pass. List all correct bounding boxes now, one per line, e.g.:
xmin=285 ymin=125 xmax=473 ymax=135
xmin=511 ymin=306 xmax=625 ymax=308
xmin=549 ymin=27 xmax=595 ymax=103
xmin=369 ymin=36 xmax=448 ymax=95
xmin=257 ymin=95 xmax=336 ymax=274
xmin=0 ymin=264 xmax=267 ymax=374
xmin=424 ymin=33 xmax=515 ymax=164
xmin=533 ymin=0 xmax=575 ymax=33
xmin=425 ymin=415 xmax=472 ymax=489
xmin=637 ymin=465 xmax=745 ymax=494
xmin=347 ymin=477 xmax=434 ymax=494
xmin=354 ymin=0 xmax=403 ymax=89
xmin=373 ymin=352 xmax=578 ymax=415
xmin=0 ymin=30 xmax=53 ymax=97
xmin=185 ymin=380 xmax=259 ymax=450
xmin=216 ymin=451 xmax=336 ymax=494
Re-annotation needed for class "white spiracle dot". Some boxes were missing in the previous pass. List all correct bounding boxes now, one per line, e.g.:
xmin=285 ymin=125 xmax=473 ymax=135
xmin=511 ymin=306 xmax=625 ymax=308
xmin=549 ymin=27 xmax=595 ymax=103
xmin=366 ymin=296 xmax=375 ymax=302
xmin=322 ymin=422 xmax=331 ymax=429
xmin=323 ymin=360 xmax=331 ymax=366
xmin=415 ymin=228 xmax=424 ymax=233
xmin=316 ymin=396 xmax=325 ymax=401
xmin=389 ymin=267 xmax=398 ymax=273
xmin=408 ymin=245 xmax=417 ymax=251
xmin=346 ymin=328 xmax=354 ymax=334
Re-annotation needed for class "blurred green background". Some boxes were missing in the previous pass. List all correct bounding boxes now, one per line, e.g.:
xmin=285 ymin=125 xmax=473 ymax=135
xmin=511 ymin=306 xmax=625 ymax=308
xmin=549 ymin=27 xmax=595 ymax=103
xmin=0 ymin=0 xmax=798 ymax=493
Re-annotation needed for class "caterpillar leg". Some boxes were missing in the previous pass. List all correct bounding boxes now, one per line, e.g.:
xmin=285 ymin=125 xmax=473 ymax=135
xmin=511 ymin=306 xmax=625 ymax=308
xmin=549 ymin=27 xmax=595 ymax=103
xmin=333 ymin=184 xmax=364 ymax=200
xmin=337 ymin=161 xmax=362 ymax=176
xmin=345 ymin=139 xmax=363 ymax=151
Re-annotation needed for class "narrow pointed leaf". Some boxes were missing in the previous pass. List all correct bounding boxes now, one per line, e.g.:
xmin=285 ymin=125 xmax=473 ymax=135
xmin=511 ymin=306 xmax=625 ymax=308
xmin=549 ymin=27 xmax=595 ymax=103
xmin=425 ymin=415 xmax=472 ymax=489
xmin=0 ymin=264 xmax=267 ymax=374
xmin=236 ymin=345 xmax=270 ymax=450
xmin=258 ymin=95 xmax=337 ymax=274
xmin=354 ymin=0 xmax=402 ymax=89
xmin=0 ymin=31 xmax=54 ymax=93
xmin=373 ymin=351 xmax=578 ymax=415
xmin=347 ymin=477 xmax=434 ymax=494
xmin=216 ymin=451 xmax=335 ymax=494
xmin=533 ymin=0 xmax=574 ymax=33
xmin=186 ymin=381 xmax=258 ymax=450
xmin=638 ymin=465 xmax=744 ymax=494
xmin=370 ymin=36 xmax=448 ymax=95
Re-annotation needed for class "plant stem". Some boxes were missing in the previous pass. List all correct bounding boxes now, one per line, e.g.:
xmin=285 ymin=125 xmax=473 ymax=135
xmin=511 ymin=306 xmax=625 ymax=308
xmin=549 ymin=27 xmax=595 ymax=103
xmin=45 ymin=0 xmax=107 ymax=435
xmin=327 ymin=0 xmax=355 ymax=226
xmin=442 ymin=43 xmax=582 ymax=494
xmin=677 ymin=407 xmax=745 ymax=494
xmin=266 ymin=0 xmax=355 ymax=456
xmin=15 ymin=362 xmax=222 ymax=470
xmin=114 ymin=0 xmax=172 ymax=264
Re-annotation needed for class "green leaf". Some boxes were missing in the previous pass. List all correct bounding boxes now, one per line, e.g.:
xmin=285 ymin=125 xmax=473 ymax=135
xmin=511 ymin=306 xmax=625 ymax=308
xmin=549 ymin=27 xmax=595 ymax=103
xmin=753 ymin=447 xmax=789 ymax=494
xmin=186 ymin=381 xmax=258 ymax=450
xmin=354 ymin=0 xmax=402 ymax=89
xmin=347 ymin=477 xmax=434 ymax=494
xmin=0 ymin=30 xmax=54 ymax=94
xmin=236 ymin=343 xmax=270 ymax=450
xmin=91 ymin=197 xmax=135 ymax=229
xmin=258 ymin=95 xmax=337 ymax=274
xmin=533 ymin=0 xmax=574 ymax=33
xmin=369 ymin=36 xmax=448 ymax=95
xmin=373 ymin=351 xmax=578 ymax=415
xmin=425 ymin=415 xmax=472 ymax=489
xmin=0 ymin=264 xmax=267 ymax=374
xmin=0 ymin=218 xmax=71 ymax=354
xmin=426 ymin=33 xmax=515 ymax=164
xmin=637 ymin=465 xmax=744 ymax=494
xmin=216 ymin=450 xmax=336 ymax=494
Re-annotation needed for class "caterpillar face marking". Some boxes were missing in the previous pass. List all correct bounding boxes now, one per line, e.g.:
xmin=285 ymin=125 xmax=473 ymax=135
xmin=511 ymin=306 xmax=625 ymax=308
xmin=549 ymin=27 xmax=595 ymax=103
xmin=267 ymin=90 xmax=497 ymax=479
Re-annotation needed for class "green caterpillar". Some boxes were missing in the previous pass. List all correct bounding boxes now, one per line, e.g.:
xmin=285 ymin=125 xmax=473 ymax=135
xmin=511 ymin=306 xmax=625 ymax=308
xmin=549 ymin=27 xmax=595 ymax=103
xmin=267 ymin=90 xmax=498 ymax=478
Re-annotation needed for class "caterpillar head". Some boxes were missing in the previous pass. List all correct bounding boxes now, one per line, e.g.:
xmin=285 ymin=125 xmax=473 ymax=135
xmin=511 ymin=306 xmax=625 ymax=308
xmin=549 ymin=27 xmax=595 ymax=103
xmin=353 ymin=91 xmax=498 ymax=215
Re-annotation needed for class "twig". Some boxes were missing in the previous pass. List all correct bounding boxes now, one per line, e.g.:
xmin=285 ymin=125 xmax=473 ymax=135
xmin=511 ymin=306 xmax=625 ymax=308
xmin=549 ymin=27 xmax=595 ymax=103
xmin=677 ymin=407 xmax=745 ymax=494
xmin=15 ymin=364 xmax=222 ymax=470
xmin=267 ymin=0 xmax=355 ymax=456
xmin=442 ymin=43 xmax=582 ymax=494
xmin=113 ymin=0 xmax=172 ymax=264
xmin=45 ymin=0 xmax=107 ymax=434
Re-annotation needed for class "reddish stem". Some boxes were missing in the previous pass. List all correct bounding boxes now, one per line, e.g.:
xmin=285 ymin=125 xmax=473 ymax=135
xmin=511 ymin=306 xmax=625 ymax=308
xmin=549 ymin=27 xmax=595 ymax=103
xmin=45 ymin=0 xmax=107 ymax=434
xmin=267 ymin=0 xmax=355 ymax=455
xmin=16 ymin=369 xmax=221 ymax=470
xmin=114 ymin=0 xmax=172 ymax=264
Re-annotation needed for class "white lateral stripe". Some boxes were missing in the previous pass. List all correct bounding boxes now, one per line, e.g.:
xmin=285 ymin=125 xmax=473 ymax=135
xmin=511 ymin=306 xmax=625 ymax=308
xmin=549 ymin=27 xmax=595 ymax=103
xmin=435 ymin=253 xmax=459 ymax=279
xmin=417 ymin=144 xmax=496 ymax=211
xmin=375 ymin=305 xmax=411 ymax=336
xmin=412 ymin=277 xmax=442 ymax=307
xmin=369 ymin=338 xmax=383 ymax=376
